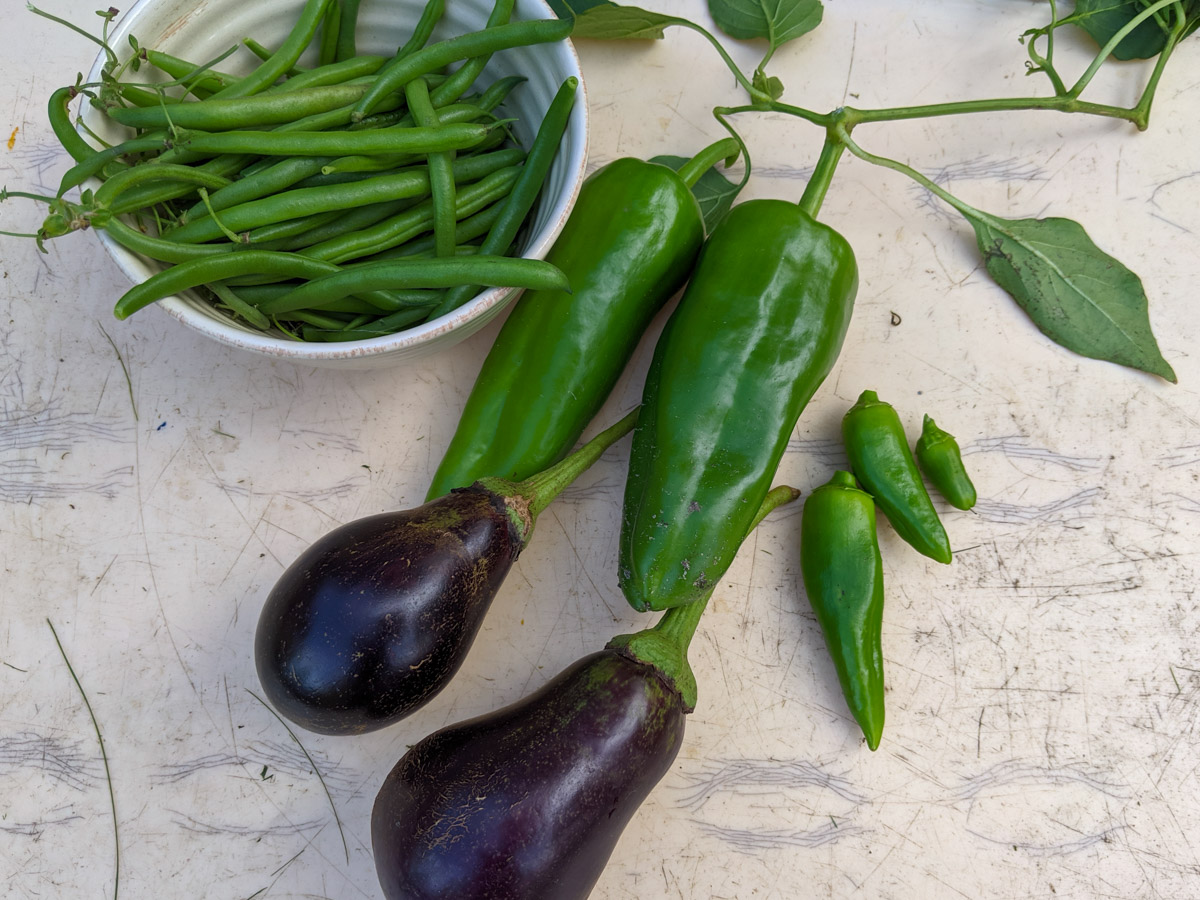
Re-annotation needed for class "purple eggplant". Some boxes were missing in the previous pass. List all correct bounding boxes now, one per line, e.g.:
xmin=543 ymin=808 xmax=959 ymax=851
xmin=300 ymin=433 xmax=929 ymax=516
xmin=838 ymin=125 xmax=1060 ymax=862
xmin=372 ymin=647 xmax=686 ymax=900
xmin=370 ymin=485 xmax=801 ymax=900
xmin=254 ymin=411 xmax=637 ymax=736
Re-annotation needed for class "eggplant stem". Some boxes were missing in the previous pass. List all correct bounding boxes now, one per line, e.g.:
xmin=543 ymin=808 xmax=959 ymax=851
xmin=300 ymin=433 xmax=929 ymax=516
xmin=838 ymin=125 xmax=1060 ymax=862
xmin=479 ymin=408 xmax=639 ymax=545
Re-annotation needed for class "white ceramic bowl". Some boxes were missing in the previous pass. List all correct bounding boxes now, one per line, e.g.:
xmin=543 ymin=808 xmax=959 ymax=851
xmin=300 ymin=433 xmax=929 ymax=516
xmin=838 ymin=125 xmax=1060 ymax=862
xmin=82 ymin=0 xmax=587 ymax=368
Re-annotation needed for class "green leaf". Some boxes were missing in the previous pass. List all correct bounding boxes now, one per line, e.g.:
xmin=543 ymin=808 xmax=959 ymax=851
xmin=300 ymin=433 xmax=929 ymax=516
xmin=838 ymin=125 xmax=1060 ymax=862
xmin=652 ymin=154 xmax=740 ymax=232
xmin=1071 ymin=0 xmax=1178 ymax=60
xmin=707 ymin=0 xmax=823 ymax=49
xmin=968 ymin=213 xmax=1176 ymax=382
xmin=553 ymin=1 xmax=681 ymax=39
xmin=545 ymin=0 xmax=612 ymax=20
xmin=752 ymin=68 xmax=785 ymax=100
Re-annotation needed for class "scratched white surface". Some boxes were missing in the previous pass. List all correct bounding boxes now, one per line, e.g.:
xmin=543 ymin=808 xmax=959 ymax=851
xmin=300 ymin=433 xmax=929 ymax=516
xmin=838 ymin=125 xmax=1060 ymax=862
xmin=3 ymin=1 xmax=1199 ymax=898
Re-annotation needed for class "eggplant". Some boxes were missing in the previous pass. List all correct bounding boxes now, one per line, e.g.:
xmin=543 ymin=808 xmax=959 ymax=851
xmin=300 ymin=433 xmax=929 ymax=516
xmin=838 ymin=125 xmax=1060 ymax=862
xmin=371 ymin=647 xmax=686 ymax=900
xmin=254 ymin=411 xmax=637 ymax=736
xmin=370 ymin=485 xmax=801 ymax=899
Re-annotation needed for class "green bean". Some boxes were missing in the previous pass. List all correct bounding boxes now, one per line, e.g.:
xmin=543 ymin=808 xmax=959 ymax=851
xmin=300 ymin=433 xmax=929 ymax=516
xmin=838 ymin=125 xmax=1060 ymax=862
xmin=276 ymin=54 xmax=385 ymax=92
xmin=260 ymin=199 xmax=418 ymax=251
xmin=214 ymin=0 xmax=332 ymax=99
xmin=332 ymin=103 xmax=494 ymax=164
xmin=290 ymin=168 xmax=411 ymax=189
xmin=302 ymin=164 xmax=520 ymax=262
xmin=257 ymin=254 xmax=566 ymax=314
xmin=368 ymin=199 xmax=505 ymax=261
xmin=318 ymin=0 xmax=341 ymax=66
xmin=324 ymin=306 xmax=432 ymax=339
xmin=319 ymin=124 xmax=506 ymax=178
xmin=244 ymin=209 xmax=345 ymax=245
xmin=405 ymin=78 xmax=456 ymax=257
xmin=351 ymin=18 xmax=573 ymax=120
xmin=276 ymin=91 xmax=405 ymax=135
xmin=166 ymin=167 xmax=432 ymax=243
xmin=291 ymin=310 xmax=357 ymax=330
xmin=318 ymin=152 xmax=415 ymax=175
xmin=223 ymin=282 xmax=302 ymax=305
xmin=116 ymin=84 xmax=184 ymax=107
xmin=144 ymin=49 xmax=240 ymax=95
xmin=175 ymin=146 xmax=524 ymax=245
xmin=277 ymin=294 xmax=388 ymax=314
xmin=107 ymin=83 xmax=372 ymax=130
xmin=396 ymin=0 xmax=445 ymax=60
xmin=57 ymin=135 xmax=166 ymax=195
xmin=236 ymin=281 xmax=436 ymax=310
xmin=429 ymin=0 xmax=515 ymax=108
xmin=109 ymin=155 xmax=254 ymax=215
xmin=113 ymin=250 xmax=348 ymax=318
xmin=48 ymin=87 xmax=105 ymax=165
xmin=174 ymin=122 xmax=495 ymax=157
xmin=335 ymin=0 xmax=363 ymax=61
xmin=475 ymin=74 xmax=526 ymax=113
xmin=242 ymin=37 xmax=306 ymax=78
xmin=429 ymin=75 xmax=576 ymax=318
xmin=103 ymin=218 xmax=234 ymax=263
xmin=94 ymin=164 xmax=231 ymax=209
xmin=184 ymin=157 xmax=332 ymax=221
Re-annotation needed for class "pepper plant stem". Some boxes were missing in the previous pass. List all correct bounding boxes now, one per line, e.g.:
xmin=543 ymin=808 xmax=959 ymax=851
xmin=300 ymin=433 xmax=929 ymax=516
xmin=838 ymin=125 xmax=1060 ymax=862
xmin=675 ymin=137 xmax=740 ymax=189
xmin=613 ymin=484 xmax=801 ymax=710
xmin=1066 ymin=0 xmax=1181 ymax=100
xmin=832 ymin=123 xmax=984 ymax=221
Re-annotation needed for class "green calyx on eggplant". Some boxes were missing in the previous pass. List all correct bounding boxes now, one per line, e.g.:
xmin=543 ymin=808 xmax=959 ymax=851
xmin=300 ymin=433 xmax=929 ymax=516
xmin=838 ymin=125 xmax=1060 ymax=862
xmin=369 ymin=486 xmax=801 ymax=900
xmin=253 ymin=410 xmax=638 ymax=736
xmin=371 ymin=646 xmax=687 ymax=900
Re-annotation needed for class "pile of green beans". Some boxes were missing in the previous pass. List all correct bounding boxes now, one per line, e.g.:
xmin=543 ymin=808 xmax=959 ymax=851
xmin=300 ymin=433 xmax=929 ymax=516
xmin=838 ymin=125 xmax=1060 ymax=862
xmin=43 ymin=0 xmax=578 ymax=341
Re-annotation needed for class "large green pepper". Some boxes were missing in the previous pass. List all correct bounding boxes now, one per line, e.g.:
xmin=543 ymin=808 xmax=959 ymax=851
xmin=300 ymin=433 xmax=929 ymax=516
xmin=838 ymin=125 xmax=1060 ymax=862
xmin=425 ymin=153 xmax=716 ymax=500
xmin=620 ymin=199 xmax=858 ymax=611
xmin=800 ymin=470 xmax=886 ymax=751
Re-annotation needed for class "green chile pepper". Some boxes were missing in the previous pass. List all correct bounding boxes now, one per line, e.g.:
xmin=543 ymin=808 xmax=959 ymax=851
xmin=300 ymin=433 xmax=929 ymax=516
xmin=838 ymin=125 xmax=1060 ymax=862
xmin=620 ymin=199 xmax=858 ymax=612
xmin=915 ymin=414 xmax=977 ymax=510
xmin=425 ymin=151 xmax=717 ymax=500
xmin=842 ymin=390 xmax=952 ymax=564
xmin=800 ymin=471 xmax=885 ymax=751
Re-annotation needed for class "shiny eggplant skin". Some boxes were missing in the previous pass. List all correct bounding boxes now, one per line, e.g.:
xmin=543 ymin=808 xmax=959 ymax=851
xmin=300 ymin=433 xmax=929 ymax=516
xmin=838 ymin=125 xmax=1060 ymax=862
xmin=254 ymin=486 xmax=523 ymax=736
xmin=371 ymin=647 xmax=687 ymax=900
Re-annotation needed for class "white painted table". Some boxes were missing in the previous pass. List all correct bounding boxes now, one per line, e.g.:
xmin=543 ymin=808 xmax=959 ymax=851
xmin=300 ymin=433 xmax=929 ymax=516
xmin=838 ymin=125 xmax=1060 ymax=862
xmin=4 ymin=2 xmax=1199 ymax=897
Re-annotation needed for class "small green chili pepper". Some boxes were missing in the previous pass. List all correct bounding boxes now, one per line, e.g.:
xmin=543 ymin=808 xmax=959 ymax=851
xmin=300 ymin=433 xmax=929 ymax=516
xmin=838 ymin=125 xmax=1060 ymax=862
xmin=842 ymin=390 xmax=952 ymax=564
xmin=800 ymin=470 xmax=885 ymax=751
xmin=915 ymin=414 xmax=977 ymax=510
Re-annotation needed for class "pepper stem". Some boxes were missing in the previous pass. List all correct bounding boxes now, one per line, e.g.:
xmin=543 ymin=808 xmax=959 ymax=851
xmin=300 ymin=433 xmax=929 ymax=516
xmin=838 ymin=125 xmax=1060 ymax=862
xmin=675 ymin=137 xmax=741 ymax=189
xmin=476 ymin=408 xmax=639 ymax=546
xmin=798 ymin=133 xmax=845 ymax=219
xmin=608 ymin=484 xmax=802 ymax=710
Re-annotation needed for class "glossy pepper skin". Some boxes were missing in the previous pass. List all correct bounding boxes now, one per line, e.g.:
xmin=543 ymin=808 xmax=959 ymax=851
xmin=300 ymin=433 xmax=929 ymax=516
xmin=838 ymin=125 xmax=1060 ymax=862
xmin=620 ymin=199 xmax=858 ymax=611
xmin=800 ymin=471 xmax=886 ymax=750
xmin=842 ymin=390 xmax=952 ymax=564
xmin=915 ymin=414 xmax=977 ymax=510
xmin=371 ymin=647 xmax=686 ymax=900
xmin=425 ymin=158 xmax=706 ymax=501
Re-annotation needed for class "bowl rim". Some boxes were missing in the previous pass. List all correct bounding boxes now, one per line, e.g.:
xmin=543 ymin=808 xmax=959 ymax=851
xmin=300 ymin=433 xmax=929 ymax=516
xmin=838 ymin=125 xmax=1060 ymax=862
xmin=83 ymin=0 xmax=588 ymax=363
